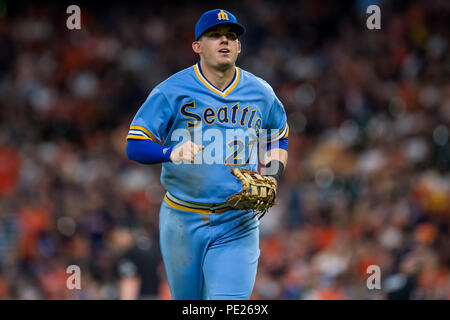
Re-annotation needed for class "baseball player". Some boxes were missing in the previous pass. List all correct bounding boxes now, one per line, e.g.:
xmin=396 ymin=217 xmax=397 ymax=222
xmin=126 ymin=9 xmax=288 ymax=300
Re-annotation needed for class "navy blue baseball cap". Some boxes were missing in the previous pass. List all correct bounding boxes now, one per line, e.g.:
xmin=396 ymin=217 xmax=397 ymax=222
xmin=195 ymin=9 xmax=245 ymax=41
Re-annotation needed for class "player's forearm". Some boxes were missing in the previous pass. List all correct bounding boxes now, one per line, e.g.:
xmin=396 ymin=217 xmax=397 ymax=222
xmin=126 ymin=139 xmax=172 ymax=164
xmin=265 ymin=148 xmax=288 ymax=167
xmin=261 ymin=135 xmax=288 ymax=181
xmin=265 ymin=137 xmax=288 ymax=166
xmin=263 ymin=148 xmax=288 ymax=183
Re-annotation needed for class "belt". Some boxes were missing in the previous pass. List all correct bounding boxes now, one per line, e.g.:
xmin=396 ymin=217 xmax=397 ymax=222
xmin=164 ymin=192 xmax=232 ymax=214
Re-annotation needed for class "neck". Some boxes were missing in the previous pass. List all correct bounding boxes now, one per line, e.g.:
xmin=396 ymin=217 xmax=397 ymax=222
xmin=199 ymin=61 xmax=236 ymax=91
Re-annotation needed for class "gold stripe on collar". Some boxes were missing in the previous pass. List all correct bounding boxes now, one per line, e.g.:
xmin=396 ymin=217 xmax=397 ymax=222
xmin=193 ymin=64 xmax=240 ymax=98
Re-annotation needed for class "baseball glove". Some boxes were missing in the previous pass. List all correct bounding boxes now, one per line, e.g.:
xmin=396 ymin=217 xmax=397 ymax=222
xmin=226 ymin=167 xmax=277 ymax=219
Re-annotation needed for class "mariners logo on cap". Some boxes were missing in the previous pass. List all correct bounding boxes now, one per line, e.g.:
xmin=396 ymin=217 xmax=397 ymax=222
xmin=217 ymin=10 xmax=229 ymax=21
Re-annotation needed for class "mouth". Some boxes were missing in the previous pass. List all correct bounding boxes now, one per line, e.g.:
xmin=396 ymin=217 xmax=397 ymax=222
xmin=218 ymin=49 xmax=230 ymax=54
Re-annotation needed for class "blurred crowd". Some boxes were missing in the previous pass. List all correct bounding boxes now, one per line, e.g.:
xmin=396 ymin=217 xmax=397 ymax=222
xmin=0 ymin=0 xmax=449 ymax=299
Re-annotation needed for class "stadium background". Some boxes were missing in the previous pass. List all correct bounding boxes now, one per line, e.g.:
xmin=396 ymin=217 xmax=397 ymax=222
xmin=0 ymin=0 xmax=449 ymax=299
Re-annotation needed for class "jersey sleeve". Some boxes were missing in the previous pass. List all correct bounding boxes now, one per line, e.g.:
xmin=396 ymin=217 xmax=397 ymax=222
xmin=262 ymin=95 xmax=289 ymax=144
xmin=127 ymin=87 xmax=174 ymax=145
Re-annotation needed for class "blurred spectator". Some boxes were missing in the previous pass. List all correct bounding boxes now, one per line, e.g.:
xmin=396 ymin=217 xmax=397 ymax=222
xmin=110 ymin=227 xmax=161 ymax=300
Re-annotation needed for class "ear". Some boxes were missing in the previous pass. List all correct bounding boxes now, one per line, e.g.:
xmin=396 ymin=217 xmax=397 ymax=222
xmin=237 ymin=40 xmax=241 ymax=53
xmin=192 ymin=41 xmax=201 ymax=54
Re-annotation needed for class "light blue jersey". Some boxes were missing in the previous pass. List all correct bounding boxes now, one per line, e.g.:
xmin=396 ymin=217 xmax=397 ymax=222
xmin=127 ymin=62 xmax=288 ymax=204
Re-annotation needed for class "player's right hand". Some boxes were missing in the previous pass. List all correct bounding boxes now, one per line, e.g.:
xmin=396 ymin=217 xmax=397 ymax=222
xmin=169 ymin=141 xmax=205 ymax=163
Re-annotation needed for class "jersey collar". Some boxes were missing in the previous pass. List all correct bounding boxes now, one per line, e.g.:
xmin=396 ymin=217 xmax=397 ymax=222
xmin=193 ymin=62 xmax=240 ymax=98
